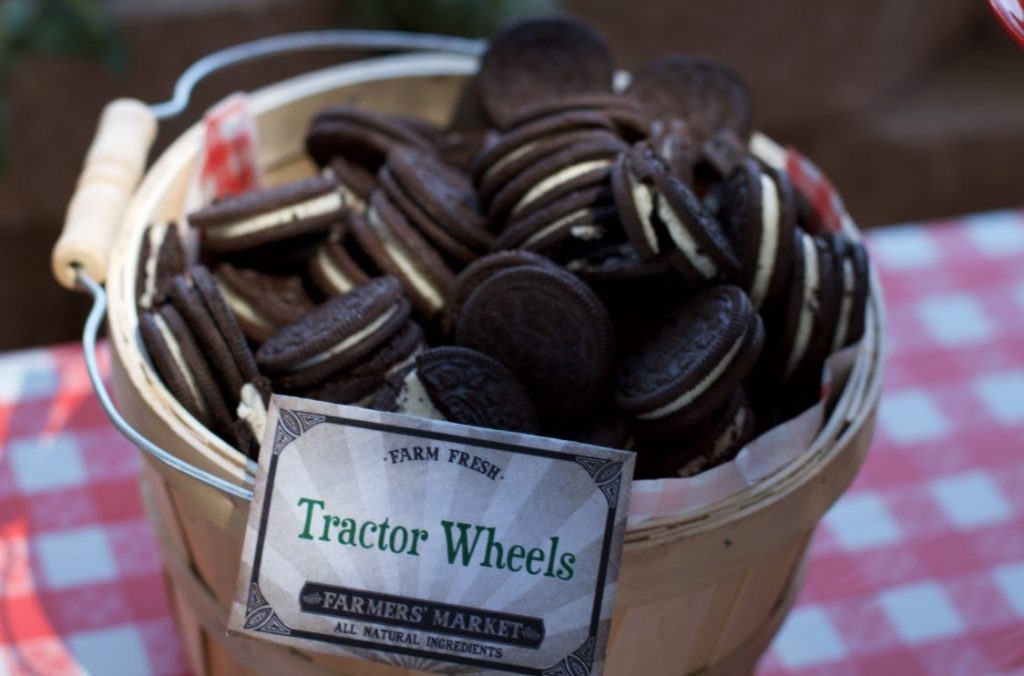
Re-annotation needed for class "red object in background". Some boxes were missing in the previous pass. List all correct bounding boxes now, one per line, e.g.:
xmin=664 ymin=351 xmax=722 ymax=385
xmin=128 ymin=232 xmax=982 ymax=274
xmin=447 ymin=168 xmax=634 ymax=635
xmin=988 ymin=0 xmax=1024 ymax=49
xmin=199 ymin=93 xmax=262 ymax=201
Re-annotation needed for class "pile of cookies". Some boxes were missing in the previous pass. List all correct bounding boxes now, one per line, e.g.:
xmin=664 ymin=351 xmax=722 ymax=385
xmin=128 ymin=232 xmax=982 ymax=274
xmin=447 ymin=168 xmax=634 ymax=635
xmin=136 ymin=16 xmax=870 ymax=478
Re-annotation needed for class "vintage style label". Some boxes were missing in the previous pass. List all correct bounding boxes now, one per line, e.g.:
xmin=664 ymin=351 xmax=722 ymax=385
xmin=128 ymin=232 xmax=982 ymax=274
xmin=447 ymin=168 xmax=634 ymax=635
xmin=228 ymin=395 xmax=634 ymax=675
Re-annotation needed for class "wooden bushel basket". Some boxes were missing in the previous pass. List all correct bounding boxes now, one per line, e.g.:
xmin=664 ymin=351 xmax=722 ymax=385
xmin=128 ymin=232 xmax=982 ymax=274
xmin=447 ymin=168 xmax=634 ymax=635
xmin=54 ymin=46 xmax=884 ymax=676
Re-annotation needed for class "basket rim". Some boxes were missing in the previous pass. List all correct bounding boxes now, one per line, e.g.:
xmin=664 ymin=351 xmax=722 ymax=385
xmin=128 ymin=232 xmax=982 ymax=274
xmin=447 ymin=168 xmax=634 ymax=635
xmin=106 ymin=51 xmax=885 ymax=542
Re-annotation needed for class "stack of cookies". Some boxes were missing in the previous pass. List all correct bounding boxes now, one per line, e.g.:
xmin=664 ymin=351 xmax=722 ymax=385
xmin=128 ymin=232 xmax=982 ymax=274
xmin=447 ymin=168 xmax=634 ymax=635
xmin=136 ymin=16 xmax=870 ymax=478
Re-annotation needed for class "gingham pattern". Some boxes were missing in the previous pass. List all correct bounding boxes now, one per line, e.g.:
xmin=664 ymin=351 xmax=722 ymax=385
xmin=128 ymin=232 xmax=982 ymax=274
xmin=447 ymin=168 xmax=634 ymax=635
xmin=3 ymin=213 xmax=1024 ymax=674
xmin=0 ymin=344 xmax=189 ymax=675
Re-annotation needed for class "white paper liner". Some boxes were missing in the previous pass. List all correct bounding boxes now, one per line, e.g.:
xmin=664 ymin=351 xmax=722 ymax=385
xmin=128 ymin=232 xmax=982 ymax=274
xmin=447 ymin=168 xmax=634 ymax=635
xmin=626 ymin=341 xmax=860 ymax=526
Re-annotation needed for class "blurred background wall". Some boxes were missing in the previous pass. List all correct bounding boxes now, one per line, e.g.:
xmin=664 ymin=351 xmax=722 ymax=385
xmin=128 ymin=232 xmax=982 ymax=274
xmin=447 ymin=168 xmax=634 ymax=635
xmin=2 ymin=0 xmax=1022 ymax=349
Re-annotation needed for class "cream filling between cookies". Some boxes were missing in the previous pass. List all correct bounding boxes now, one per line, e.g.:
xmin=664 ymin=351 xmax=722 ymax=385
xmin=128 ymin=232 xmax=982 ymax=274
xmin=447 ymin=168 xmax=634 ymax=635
xmin=205 ymin=192 xmax=342 ymax=239
xmin=637 ymin=335 xmax=745 ymax=421
xmin=395 ymin=369 xmax=447 ymax=421
xmin=140 ymin=222 xmax=168 ymax=309
xmin=290 ymin=305 xmax=400 ymax=372
xmin=658 ymin=197 xmax=718 ymax=279
xmin=367 ymin=207 xmax=444 ymax=312
xmin=482 ymin=141 xmax=538 ymax=183
xmin=314 ymin=246 xmax=358 ymax=295
xmin=236 ymin=382 xmax=267 ymax=439
xmin=676 ymin=406 xmax=748 ymax=477
xmin=512 ymin=159 xmax=612 ymax=215
xmin=152 ymin=313 xmax=209 ymax=418
xmin=784 ymin=235 xmax=820 ymax=378
xmin=521 ymin=208 xmax=591 ymax=248
xmin=218 ymin=282 xmax=275 ymax=332
xmin=750 ymin=174 xmax=781 ymax=309
xmin=831 ymin=258 xmax=855 ymax=353
xmin=627 ymin=167 xmax=661 ymax=254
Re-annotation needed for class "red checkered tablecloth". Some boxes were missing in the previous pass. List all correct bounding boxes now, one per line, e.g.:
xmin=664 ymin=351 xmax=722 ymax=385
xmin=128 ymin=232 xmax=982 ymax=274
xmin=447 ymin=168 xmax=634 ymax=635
xmin=3 ymin=212 xmax=1024 ymax=675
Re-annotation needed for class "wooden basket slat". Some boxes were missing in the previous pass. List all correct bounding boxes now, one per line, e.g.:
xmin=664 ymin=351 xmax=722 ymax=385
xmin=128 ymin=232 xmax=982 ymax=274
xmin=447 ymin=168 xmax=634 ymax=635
xmin=708 ymin=533 xmax=812 ymax=664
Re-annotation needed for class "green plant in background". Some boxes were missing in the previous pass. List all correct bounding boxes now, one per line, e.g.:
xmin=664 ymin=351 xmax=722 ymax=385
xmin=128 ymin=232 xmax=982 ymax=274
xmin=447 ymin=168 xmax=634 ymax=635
xmin=0 ymin=0 xmax=123 ymax=170
xmin=343 ymin=0 xmax=561 ymax=37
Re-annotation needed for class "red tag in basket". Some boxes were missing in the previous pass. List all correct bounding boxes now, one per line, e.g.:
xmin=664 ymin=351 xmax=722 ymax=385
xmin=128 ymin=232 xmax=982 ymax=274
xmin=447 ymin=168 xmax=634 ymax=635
xmin=199 ymin=93 xmax=261 ymax=201
xmin=785 ymin=147 xmax=846 ymax=234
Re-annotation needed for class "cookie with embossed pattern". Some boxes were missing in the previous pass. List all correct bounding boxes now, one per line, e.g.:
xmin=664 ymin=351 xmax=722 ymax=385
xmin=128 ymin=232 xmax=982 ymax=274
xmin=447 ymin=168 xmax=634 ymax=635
xmin=635 ymin=388 xmax=754 ymax=478
xmin=379 ymin=346 xmax=540 ymax=434
xmin=625 ymin=55 xmax=754 ymax=143
xmin=189 ymin=174 xmax=343 ymax=253
xmin=616 ymin=284 xmax=763 ymax=438
xmin=255 ymin=276 xmax=411 ymax=391
xmin=455 ymin=265 xmax=614 ymax=429
xmin=213 ymin=263 xmax=316 ymax=344
xmin=382 ymin=147 xmax=492 ymax=265
xmin=301 ymin=321 xmax=424 ymax=406
xmin=442 ymin=250 xmax=557 ymax=338
xmin=305 ymin=106 xmax=437 ymax=169
xmin=477 ymin=17 xmax=615 ymax=129
xmin=135 ymin=222 xmax=185 ymax=310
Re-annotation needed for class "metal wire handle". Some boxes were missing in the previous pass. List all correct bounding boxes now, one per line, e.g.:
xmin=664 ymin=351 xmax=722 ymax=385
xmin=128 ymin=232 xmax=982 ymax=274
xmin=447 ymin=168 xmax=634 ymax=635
xmin=81 ymin=30 xmax=484 ymax=501
xmin=78 ymin=267 xmax=255 ymax=502
xmin=150 ymin=30 xmax=484 ymax=120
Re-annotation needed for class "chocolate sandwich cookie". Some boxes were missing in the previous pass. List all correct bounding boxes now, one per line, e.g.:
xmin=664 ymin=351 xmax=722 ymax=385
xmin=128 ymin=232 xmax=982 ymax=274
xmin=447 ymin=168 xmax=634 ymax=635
xmin=565 ymin=242 xmax=677 ymax=286
xmin=302 ymin=321 xmax=424 ymax=406
xmin=501 ymin=93 xmax=651 ymax=140
xmin=139 ymin=304 xmax=235 ymax=439
xmin=168 ymin=274 xmax=247 ymax=407
xmin=189 ymin=265 xmax=260 ymax=383
xmin=635 ymin=388 xmax=754 ymax=478
xmin=234 ymin=375 xmax=273 ymax=459
xmin=437 ymin=129 xmax=492 ymax=173
xmin=381 ymin=148 xmax=492 ymax=265
xmin=616 ymin=285 xmax=764 ymax=439
xmin=455 ymin=265 xmax=615 ymax=428
xmin=709 ymin=159 xmax=797 ymax=311
xmin=135 ymin=222 xmax=185 ymax=310
xmin=189 ymin=174 xmax=343 ymax=254
xmin=328 ymin=157 xmax=376 ymax=212
xmin=379 ymin=346 xmax=540 ymax=434
xmin=477 ymin=17 xmax=615 ymax=129
xmin=441 ymin=250 xmax=557 ymax=337
xmin=471 ymin=110 xmax=615 ymax=186
xmin=487 ymin=136 xmax=625 ymax=226
xmin=307 ymin=230 xmax=372 ymax=299
xmin=351 ymin=191 xmax=455 ymax=319
xmin=493 ymin=185 xmax=617 ymax=252
xmin=612 ymin=142 xmax=740 ymax=287
xmin=477 ymin=128 xmax=623 ymax=213
xmin=305 ymin=106 xmax=437 ymax=169
xmin=699 ymin=129 xmax=749 ymax=180
xmin=626 ymin=55 xmax=754 ymax=143
xmin=779 ymin=231 xmax=840 ymax=384
xmin=827 ymin=233 xmax=870 ymax=351
xmin=213 ymin=263 xmax=316 ymax=344
xmin=648 ymin=118 xmax=699 ymax=186
xmin=256 ymin=276 xmax=411 ymax=391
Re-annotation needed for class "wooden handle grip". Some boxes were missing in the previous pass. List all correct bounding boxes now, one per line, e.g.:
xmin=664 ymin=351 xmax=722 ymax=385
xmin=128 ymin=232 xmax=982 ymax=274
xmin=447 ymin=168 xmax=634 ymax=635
xmin=53 ymin=99 xmax=158 ymax=290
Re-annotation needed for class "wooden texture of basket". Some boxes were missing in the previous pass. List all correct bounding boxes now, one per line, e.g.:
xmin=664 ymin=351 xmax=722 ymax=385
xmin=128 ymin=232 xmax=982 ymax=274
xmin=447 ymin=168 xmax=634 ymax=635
xmin=95 ymin=53 xmax=883 ymax=675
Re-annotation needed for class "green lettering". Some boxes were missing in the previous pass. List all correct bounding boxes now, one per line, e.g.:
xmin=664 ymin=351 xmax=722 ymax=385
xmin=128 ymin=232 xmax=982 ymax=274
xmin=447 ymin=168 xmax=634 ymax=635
xmin=557 ymin=552 xmax=576 ymax=580
xmin=337 ymin=518 xmax=357 ymax=545
xmin=441 ymin=520 xmax=488 ymax=566
xmin=297 ymin=498 xmax=324 ymax=540
xmin=525 ymin=547 xmax=545 ymax=575
xmin=359 ymin=521 xmax=378 ymax=548
xmin=507 ymin=544 xmax=526 ymax=572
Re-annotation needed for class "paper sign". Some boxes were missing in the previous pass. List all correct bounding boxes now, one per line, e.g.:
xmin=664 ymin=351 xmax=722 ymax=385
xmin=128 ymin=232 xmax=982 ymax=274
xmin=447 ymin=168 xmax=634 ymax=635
xmin=228 ymin=395 xmax=634 ymax=675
